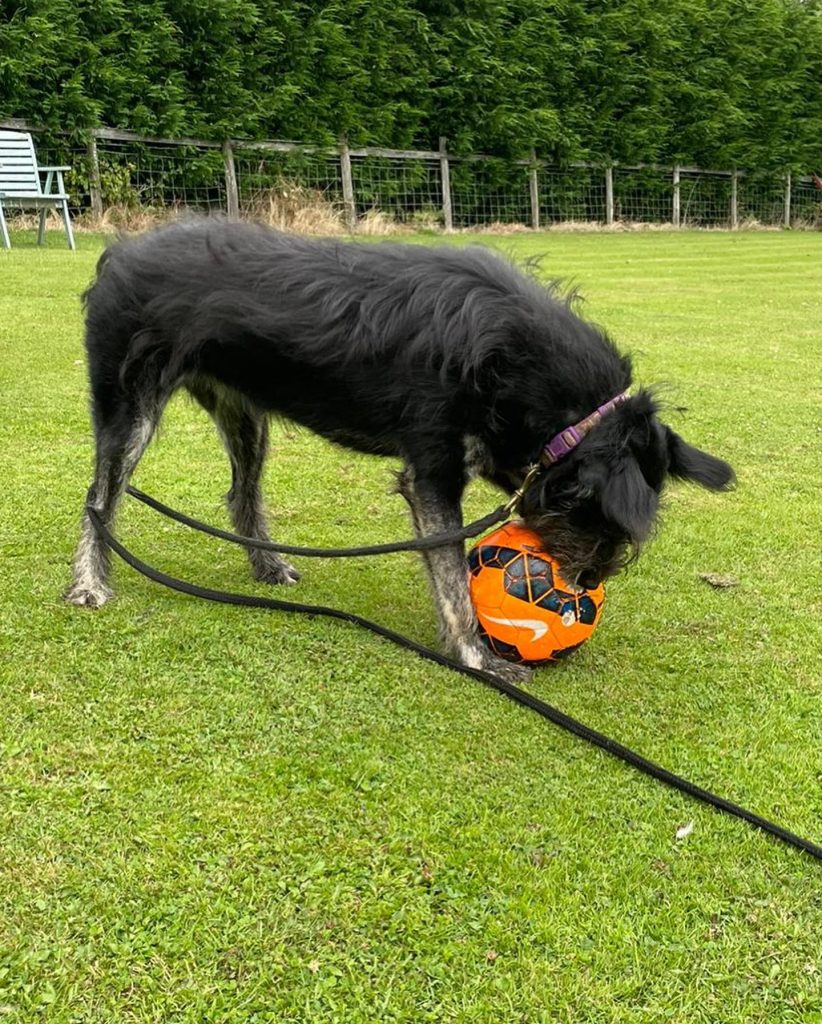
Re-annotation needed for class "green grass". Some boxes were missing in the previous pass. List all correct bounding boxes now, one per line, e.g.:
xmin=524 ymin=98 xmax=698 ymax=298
xmin=1 ymin=227 xmax=821 ymax=1023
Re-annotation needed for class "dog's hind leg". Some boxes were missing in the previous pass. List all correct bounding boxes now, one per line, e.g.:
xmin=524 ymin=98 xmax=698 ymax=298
xmin=65 ymin=400 xmax=163 ymax=607
xmin=187 ymin=379 xmax=300 ymax=586
xmin=397 ymin=463 xmax=530 ymax=684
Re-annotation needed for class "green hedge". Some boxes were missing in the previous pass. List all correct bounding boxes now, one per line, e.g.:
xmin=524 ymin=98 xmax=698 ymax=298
xmin=2 ymin=0 xmax=821 ymax=170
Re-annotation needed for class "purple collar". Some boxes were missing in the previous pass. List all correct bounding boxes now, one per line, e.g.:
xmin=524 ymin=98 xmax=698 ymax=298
xmin=541 ymin=391 xmax=630 ymax=466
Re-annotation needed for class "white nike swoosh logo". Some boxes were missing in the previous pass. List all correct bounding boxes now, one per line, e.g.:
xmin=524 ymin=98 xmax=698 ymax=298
xmin=483 ymin=614 xmax=548 ymax=643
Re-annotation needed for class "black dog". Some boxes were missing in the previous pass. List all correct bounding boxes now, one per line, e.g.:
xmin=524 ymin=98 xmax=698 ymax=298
xmin=66 ymin=220 xmax=734 ymax=681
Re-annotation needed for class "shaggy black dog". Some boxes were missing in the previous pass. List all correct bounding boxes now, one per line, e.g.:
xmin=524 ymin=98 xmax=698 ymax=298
xmin=66 ymin=219 xmax=734 ymax=681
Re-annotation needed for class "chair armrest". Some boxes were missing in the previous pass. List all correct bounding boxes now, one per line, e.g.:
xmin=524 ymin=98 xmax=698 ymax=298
xmin=40 ymin=166 xmax=71 ymax=196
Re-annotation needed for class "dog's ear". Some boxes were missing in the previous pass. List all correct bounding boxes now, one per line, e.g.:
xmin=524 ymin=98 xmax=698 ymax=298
xmin=580 ymin=457 xmax=658 ymax=542
xmin=665 ymin=428 xmax=735 ymax=491
xmin=602 ymin=458 xmax=659 ymax=541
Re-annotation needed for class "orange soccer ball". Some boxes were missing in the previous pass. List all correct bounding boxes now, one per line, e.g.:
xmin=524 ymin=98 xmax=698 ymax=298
xmin=467 ymin=521 xmax=605 ymax=664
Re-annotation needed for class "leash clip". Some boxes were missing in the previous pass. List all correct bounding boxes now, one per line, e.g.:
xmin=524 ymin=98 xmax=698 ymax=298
xmin=504 ymin=463 xmax=542 ymax=516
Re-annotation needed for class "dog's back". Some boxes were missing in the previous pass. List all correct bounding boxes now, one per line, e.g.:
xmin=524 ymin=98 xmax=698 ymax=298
xmin=84 ymin=219 xmax=616 ymax=392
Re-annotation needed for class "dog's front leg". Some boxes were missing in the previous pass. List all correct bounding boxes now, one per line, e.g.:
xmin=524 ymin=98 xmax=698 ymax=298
xmin=398 ymin=466 xmax=531 ymax=684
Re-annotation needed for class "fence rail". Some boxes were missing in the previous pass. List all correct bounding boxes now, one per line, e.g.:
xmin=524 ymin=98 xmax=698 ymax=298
xmin=2 ymin=120 xmax=820 ymax=231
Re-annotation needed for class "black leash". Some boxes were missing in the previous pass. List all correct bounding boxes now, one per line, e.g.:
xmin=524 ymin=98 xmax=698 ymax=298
xmin=87 ymin=501 xmax=822 ymax=862
xmin=127 ymin=485 xmax=511 ymax=555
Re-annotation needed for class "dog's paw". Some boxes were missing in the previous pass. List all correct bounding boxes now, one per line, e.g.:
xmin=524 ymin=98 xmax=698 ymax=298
xmin=482 ymin=655 xmax=533 ymax=685
xmin=64 ymin=581 xmax=114 ymax=608
xmin=253 ymin=558 xmax=301 ymax=586
xmin=458 ymin=642 xmax=533 ymax=685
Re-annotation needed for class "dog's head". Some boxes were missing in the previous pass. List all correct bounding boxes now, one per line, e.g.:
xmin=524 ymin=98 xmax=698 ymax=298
xmin=518 ymin=390 xmax=734 ymax=588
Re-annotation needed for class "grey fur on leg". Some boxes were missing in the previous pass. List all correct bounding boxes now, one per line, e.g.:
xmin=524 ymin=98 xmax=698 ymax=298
xmin=187 ymin=378 xmax=300 ymax=586
xmin=397 ymin=466 xmax=531 ymax=684
xmin=65 ymin=412 xmax=158 ymax=607
xmin=65 ymin=512 xmax=114 ymax=607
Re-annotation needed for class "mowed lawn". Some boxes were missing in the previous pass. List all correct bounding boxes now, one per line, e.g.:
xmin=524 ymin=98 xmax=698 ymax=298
xmin=0 ymin=226 xmax=820 ymax=1023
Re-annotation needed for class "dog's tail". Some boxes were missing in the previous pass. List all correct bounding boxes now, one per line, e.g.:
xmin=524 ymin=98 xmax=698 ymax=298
xmin=81 ymin=243 xmax=116 ymax=311
xmin=83 ymin=234 xmax=188 ymax=395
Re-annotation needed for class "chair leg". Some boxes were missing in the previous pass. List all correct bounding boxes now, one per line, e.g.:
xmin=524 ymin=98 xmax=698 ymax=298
xmin=0 ymin=204 xmax=10 ymax=250
xmin=60 ymin=200 xmax=76 ymax=252
xmin=37 ymin=208 xmax=47 ymax=246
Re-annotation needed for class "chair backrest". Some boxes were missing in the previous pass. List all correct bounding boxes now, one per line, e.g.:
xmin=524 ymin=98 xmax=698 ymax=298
xmin=0 ymin=131 xmax=42 ymax=197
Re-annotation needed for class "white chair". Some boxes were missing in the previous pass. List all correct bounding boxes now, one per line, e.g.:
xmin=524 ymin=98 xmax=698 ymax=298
xmin=0 ymin=130 xmax=75 ymax=250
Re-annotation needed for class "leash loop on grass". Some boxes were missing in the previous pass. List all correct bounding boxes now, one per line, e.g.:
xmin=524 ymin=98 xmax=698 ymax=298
xmin=88 ymin=505 xmax=822 ymax=864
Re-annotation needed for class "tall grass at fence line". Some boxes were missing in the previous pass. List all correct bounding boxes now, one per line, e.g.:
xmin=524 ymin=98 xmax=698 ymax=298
xmin=1 ymin=193 xmax=816 ymax=237
xmin=242 ymin=184 xmax=346 ymax=235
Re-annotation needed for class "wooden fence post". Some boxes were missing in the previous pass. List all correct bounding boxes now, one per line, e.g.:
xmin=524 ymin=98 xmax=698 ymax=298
xmin=528 ymin=149 xmax=540 ymax=230
xmin=730 ymin=170 xmax=739 ymax=229
xmin=605 ymin=166 xmax=614 ymax=226
xmin=339 ymin=138 xmax=357 ymax=233
xmin=222 ymin=141 xmax=239 ymax=218
xmin=783 ymin=171 xmax=792 ymax=228
xmin=87 ymin=132 xmax=103 ymax=222
xmin=672 ymin=164 xmax=681 ymax=227
xmin=439 ymin=136 xmax=453 ymax=232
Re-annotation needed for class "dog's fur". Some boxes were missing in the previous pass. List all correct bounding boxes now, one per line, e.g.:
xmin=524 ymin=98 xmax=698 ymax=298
xmin=66 ymin=219 xmax=734 ymax=681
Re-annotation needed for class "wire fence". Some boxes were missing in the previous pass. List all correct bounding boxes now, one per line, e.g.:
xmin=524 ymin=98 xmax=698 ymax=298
xmin=541 ymin=165 xmax=608 ymax=224
xmin=350 ymin=154 xmax=442 ymax=225
xmin=2 ymin=121 xmax=820 ymax=232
